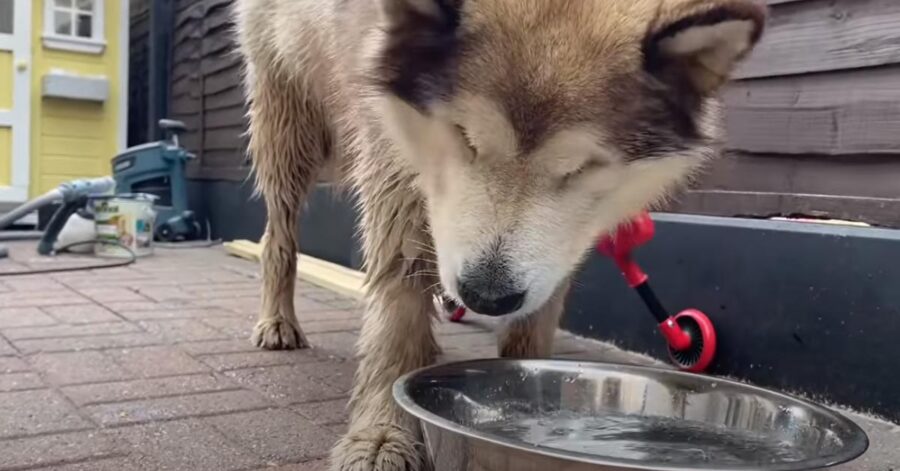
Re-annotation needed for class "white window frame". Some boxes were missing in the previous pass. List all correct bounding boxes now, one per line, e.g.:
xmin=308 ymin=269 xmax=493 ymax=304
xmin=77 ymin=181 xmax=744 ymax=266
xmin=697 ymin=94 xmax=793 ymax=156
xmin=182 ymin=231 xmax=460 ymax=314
xmin=42 ymin=0 xmax=106 ymax=54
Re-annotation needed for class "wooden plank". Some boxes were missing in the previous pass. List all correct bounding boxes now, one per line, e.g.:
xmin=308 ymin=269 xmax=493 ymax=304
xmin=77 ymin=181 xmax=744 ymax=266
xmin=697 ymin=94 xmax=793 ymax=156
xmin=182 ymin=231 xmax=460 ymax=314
xmin=204 ymin=89 xmax=245 ymax=111
xmin=223 ymin=239 xmax=365 ymax=299
xmin=203 ymin=106 xmax=246 ymax=130
xmin=668 ymin=150 xmax=900 ymax=227
xmin=203 ymin=128 xmax=245 ymax=152
xmin=736 ymin=0 xmax=900 ymax=79
xmin=199 ymin=148 xmax=247 ymax=164
xmin=203 ymin=66 xmax=242 ymax=96
xmin=724 ymin=67 xmax=900 ymax=154
xmin=692 ymin=152 xmax=900 ymax=200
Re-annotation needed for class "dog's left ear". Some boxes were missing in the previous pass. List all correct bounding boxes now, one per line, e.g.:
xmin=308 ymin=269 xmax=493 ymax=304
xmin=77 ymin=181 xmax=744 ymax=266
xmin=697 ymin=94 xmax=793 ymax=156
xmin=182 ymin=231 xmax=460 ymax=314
xmin=376 ymin=0 xmax=464 ymax=106
xmin=644 ymin=0 xmax=767 ymax=94
xmin=378 ymin=0 xmax=463 ymax=28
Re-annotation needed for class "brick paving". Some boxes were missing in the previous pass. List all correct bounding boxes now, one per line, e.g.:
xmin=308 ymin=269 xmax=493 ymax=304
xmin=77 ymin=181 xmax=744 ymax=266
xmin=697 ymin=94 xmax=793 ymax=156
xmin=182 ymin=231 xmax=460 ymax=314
xmin=0 ymin=242 xmax=895 ymax=470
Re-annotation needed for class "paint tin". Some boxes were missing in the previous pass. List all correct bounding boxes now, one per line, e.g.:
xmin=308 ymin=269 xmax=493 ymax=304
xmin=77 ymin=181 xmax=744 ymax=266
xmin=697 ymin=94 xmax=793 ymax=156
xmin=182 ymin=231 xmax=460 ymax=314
xmin=91 ymin=193 xmax=158 ymax=258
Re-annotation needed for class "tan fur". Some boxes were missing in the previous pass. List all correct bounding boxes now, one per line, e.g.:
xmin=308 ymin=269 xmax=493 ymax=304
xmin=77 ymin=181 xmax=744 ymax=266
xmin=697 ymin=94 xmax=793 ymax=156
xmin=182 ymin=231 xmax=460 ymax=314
xmin=233 ymin=1 xmax=765 ymax=469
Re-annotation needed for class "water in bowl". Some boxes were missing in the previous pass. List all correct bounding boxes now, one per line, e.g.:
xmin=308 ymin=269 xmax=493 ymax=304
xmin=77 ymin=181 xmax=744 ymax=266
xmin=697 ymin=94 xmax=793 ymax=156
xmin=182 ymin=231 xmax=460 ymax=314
xmin=476 ymin=409 xmax=812 ymax=466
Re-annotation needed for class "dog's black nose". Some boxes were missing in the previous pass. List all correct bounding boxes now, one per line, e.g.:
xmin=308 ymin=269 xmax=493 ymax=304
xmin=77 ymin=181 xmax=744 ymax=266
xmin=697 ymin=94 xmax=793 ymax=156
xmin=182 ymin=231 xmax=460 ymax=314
xmin=458 ymin=279 xmax=526 ymax=316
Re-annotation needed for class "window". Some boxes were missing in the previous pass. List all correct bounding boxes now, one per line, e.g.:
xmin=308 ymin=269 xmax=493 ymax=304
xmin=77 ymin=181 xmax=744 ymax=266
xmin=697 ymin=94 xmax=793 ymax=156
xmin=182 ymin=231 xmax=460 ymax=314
xmin=0 ymin=0 xmax=13 ymax=35
xmin=43 ymin=0 xmax=105 ymax=54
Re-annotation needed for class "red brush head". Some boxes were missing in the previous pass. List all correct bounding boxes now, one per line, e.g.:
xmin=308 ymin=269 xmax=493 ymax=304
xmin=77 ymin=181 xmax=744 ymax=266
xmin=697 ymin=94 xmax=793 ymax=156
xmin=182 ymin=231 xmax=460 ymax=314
xmin=598 ymin=211 xmax=655 ymax=258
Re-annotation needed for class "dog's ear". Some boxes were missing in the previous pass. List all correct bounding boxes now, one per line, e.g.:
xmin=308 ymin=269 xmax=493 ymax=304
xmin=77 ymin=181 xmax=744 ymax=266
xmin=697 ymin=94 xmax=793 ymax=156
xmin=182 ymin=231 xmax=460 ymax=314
xmin=376 ymin=0 xmax=464 ymax=107
xmin=643 ymin=0 xmax=767 ymax=94
xmin=379 ymin=0 xmax=463 ymax=25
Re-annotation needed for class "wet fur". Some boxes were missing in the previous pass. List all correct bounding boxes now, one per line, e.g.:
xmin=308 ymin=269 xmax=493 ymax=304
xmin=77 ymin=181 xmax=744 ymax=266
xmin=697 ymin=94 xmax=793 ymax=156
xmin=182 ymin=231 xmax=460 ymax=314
xmin=233 ymin=1 xmax=765 ymax=469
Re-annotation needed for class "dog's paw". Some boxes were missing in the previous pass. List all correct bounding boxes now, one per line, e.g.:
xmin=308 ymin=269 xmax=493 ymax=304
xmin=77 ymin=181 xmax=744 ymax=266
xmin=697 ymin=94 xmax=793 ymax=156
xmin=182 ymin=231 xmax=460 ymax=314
xmin=331 ymin=424 xmax=427 ymax=471
xmin=251 ymin=317 xmax=309 ymax=350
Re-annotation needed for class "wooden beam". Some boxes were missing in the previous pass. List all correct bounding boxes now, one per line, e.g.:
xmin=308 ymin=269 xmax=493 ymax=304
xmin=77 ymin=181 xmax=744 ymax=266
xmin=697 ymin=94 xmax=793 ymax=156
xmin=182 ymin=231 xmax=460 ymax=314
xmin=736 ymin=0 xmax=900 ymax=79
xmin=224 ymin=239 xmax=366 ymax=299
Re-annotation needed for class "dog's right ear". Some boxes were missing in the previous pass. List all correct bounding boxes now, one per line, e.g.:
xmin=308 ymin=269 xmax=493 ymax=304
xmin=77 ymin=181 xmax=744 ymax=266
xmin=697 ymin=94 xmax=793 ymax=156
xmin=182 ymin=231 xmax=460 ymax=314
xmin=379 ymin=0 xmax=462 ymax=25
xmin=376 ymin=0 xmax=464 ymax=108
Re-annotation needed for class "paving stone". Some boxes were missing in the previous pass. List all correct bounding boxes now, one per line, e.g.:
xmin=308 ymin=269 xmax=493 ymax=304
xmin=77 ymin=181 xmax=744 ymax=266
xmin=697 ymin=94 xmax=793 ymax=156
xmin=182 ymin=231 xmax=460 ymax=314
xmin=0 ymin=389 xmax=91 ymax=438
xmin=0 ymin=372 xmax=44 ymax=392
xmin=31 ymin=351 xmax=133 ymax=385
xmin=62 ymin=374 xmax=239 ymax=406
xmin=132 ymin=286 xmax=195 ymax=302
xmin=307 ymin=332 xmax=359 ymax=360
xmin=293 ymin=399 xmax=349 ymax=425
xmin=102 ymin=300 xmax=198 ymax=312
xmin=14 ymin=333 xmax=162 ymax=354
xmin=302 ymin=318 xmax=362 ymax=334
xmin=109 ymin=420 xmax=264 ymax=471
xmin=206 ymin=409 xmax=338 ymax=463
xmin=224 ymin=365 xmax=345 ymax=405
xmin=76 ymin=287 xmax=148 ymax=303
xmin=297 ymin=308 xmax=362 ymax=322
xmin=296 ymin=296 xmax=336 ymax=313
xmin=294 ymin=360 xmax=357 ymax=395
xmin=0 ymin=336 xmax=18 ymax=356
xmin=83 ymin=390 xmax=272 ymax=426
xmin=322 ymin=298 xmax=360 ymax=310
xmin=3 ymin=322 xmax=140 ymax=341
xmin=182 ymin=281 xmax=262 ymax=291
xmin=254 ymin=461 xmax=330 ymax=471
xmin=201 ymin=316 xmax=253 ymax=338
xmin=205 ymin=297 xmax=262 ymax=313
xmin=3 ymin=277 xmax=69 ymax=292
xmin=110 ymin=346 xmax=210 ymax=378
xmin=177 ymin=339 xmax=259 ymax=356
xmin=30 ymin=456 xmax=142 ymax=471
xmin=42 ymin=304 xmax=123 ymax=324
xmin=0 ymin=430 xmax=123 ymax=470
xmin=197 ymin=350 xmax=317 ymax=372
xmin=0 ymin=292 xmax=89 ymax=309
xmin=285 ymin=460 xmax=330 ymax=471
xmin=0 ymin=356 xmax=29 ymax=373
xmin=139 ymin=319 xmax=230 ymax=342
xmin=0 ymin=307 xmax=58 ymax=328
xmin=117 ymin=308 xmax=235 ymax=321
xmin=325 ymin=424 xmax=347 ymax=436
xmin=190 ymin=287 xmax=262 ymax=299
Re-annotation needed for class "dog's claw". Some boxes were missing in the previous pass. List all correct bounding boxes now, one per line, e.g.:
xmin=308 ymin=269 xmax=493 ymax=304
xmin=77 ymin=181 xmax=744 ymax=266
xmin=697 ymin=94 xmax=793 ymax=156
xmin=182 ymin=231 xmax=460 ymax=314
xmin=331 ymin=424 xmax=427 ymax=471
xmin=251 ymin=318 xmax=309 ymax=350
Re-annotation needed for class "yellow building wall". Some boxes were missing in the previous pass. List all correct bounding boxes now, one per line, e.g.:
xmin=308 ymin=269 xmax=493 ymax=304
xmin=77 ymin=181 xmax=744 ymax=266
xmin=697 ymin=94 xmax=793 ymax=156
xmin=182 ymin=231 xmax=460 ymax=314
xmin=29 ymin=0 xmax=123 ymax=196
xmin=0 ymin=51 xmax=12 ymax=186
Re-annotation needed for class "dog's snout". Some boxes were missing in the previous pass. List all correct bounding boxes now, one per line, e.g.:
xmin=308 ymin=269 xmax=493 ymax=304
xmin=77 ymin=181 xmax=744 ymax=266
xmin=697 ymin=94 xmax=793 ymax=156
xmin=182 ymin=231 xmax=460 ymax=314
xmin=457 ymin=262 xmax=526 ymax=316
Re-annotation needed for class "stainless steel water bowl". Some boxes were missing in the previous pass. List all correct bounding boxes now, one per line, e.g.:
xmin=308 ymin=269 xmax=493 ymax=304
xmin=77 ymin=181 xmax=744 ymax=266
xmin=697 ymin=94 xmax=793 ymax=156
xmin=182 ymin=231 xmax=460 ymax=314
xmin=394 ymin=359 xmax=868 ymax=471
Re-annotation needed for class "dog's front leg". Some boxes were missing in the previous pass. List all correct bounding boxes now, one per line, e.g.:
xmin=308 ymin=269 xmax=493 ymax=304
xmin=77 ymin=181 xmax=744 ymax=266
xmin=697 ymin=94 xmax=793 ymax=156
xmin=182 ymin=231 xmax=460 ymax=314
xmin=332 ymin=276 xmax=438 ymax=471
xmin=331 ymin=204 xmax=439 ymax=470
xmin=498 ymin=281 xmax=570 ymax=359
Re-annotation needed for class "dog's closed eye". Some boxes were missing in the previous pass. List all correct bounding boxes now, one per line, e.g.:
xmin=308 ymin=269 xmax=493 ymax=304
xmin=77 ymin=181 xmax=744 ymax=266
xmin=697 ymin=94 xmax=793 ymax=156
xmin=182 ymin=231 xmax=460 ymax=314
xmin=560 ymin=159 xmax=608 ymax=187
xmin=454 ymin=125 xmax=478 ymax=157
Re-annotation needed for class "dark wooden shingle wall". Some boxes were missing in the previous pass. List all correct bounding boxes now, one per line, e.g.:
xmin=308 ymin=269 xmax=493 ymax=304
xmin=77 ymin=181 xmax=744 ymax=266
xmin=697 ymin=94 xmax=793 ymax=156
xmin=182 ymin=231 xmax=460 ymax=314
xmin=673 ymin=0 xmax=900 ymax=226
xmin=170 ymin=0 xmax=249 ymax=182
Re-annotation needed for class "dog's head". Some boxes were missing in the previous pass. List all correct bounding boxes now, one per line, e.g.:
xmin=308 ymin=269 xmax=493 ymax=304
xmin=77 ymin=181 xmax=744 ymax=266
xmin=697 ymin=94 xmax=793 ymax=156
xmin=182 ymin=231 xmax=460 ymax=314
xmin=372 ymin=0 xmax=766 ymax=316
